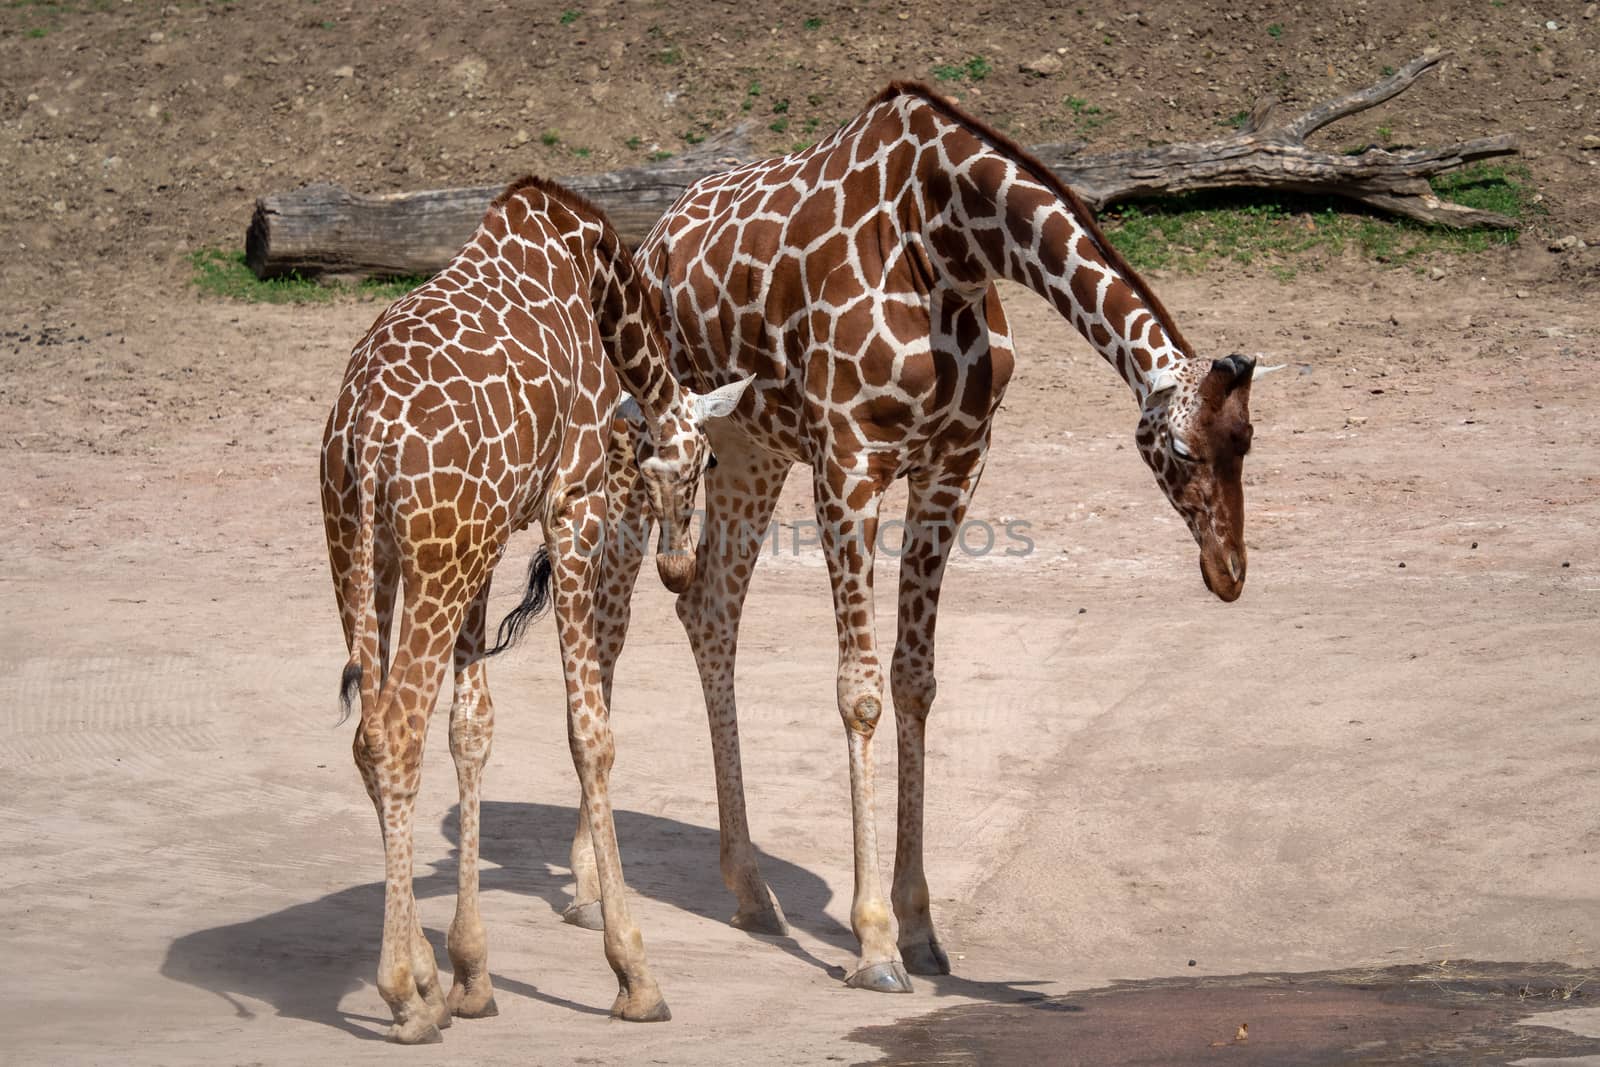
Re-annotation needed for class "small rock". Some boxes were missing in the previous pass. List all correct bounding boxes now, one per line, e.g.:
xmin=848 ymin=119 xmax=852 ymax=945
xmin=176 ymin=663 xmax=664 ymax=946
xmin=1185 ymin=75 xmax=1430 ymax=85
xmin=1562 ymin=561 xmax=1571 ymax=568
xmin=1470 ymin=542 xmax=1478 ymax=549
xmin=1398 ymin=561 xmax=1406 ymax=569
xmin=1389 ymin=313 xmax=1401 ymax=326
xmin=1020 ymin=53 xmax=1064 ymax=76
xmin=222 ymin=73 xmax=242 ymax=90
xmin=511 ymin=128 xmax=531 ymax=146
xmin=1345 ymin=415 xmax=1368 ymax=426
xmin=1515 ymin=290 xmax=1531 ymax=299
xmin=1428 ymin=266 xmax=1446 ymax=281
xmin=1549 ymin=234 xmax=1580 ymax=252
xmin=332 ymin=65 xmax=355 ymax=79
xmin=1545 ymin=19 xmax=1560 ymax=30
xmin=50 ymin=200 xmax=66 ymax=214
xmin=1580 ymin=134 xmax=1600 ymax=150
xmin=147 ymin=30 xmax=165 ymax=44
xmin=1188 ymin=960 xmax=1197 ymax=967
xmin=1587 ymin=3 xmax=1597 ymax=17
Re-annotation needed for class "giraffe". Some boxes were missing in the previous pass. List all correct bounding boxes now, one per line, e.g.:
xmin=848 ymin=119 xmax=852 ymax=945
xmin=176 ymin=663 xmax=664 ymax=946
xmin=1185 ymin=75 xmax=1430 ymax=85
xmin=319 ymin=174 xmax=750 ymax=1042
xmin=569 ymin=82 xmax=1274 ymax=994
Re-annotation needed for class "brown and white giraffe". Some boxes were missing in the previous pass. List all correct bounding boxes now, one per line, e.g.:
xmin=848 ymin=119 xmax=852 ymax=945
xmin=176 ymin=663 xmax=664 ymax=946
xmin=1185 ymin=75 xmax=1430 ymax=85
xmin=320 ymin=175 xmax=749 ymax=1042
xmin=571 ymin=83 xmax=1272 ymax=993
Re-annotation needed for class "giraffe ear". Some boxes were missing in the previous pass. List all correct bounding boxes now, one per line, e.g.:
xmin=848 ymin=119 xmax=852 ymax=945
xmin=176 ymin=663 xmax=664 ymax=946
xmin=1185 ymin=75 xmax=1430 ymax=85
xmin=691 ymin=374 xmax=755 ymax=421
xmin=1252 ymin=362 xmax=1286 ymax=381
xmin=1146 ymin=365 xmax=1181 ymax=406
xmin=616 ymin=395 xmax=646 ymax=429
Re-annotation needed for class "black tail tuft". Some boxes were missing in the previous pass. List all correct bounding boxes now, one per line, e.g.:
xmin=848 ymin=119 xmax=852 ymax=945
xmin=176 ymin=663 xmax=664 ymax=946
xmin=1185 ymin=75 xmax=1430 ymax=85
xmin=487 ymin=546 xmax=553 ymax=657
xmin=337 ymin=662 xmax=362 ymax=726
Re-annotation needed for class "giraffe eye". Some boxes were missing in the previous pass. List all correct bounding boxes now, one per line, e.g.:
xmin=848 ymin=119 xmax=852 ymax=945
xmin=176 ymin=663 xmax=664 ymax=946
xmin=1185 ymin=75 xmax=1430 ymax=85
xmin=1171 ymin=435 xmax=1196 ymax=462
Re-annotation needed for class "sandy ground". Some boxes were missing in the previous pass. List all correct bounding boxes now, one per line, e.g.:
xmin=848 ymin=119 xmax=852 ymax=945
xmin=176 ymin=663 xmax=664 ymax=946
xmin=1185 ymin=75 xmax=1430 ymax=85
xmin=1 ymin=266 xmax=1597 ymax=1064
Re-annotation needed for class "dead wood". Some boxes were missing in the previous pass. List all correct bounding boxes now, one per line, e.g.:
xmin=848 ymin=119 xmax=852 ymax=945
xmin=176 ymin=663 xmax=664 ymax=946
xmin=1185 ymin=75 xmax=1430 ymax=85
xmin=245 ymin=52 xmax=1516 ymax=280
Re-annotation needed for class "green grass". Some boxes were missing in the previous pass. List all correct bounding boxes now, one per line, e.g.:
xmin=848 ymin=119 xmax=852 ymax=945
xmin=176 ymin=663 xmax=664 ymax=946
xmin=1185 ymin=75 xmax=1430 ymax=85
xmin=803 ymin=15 xmax=822 ymax=30
xmin=648 ymin=149 xmax=674 ymax=162
xmin=1266 ymin=22 xmax=1283 ymax=37
xmin=932 ymin=55 xmax=991 ymax=82
xmin=559 ymin=8 xmax=579 ymax=24
xmin=653 ymin=45 xmax=682 ymax=65
xmin=540 ymin=130 xmax=560 ymax=146
xmin=1063 ymin=95 xmax=1109 ymax=135
xmin=188 ymin=249 xmax=426 ymax=304
xmin=624 ymin=135 xmax=642 ymax=150
xmin=1100 ymin=165 xmax=1535 ymax=279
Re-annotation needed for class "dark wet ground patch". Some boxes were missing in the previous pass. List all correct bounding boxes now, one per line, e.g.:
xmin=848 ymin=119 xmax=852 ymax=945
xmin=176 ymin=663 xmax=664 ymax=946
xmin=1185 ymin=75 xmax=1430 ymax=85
xmin=849 ymin=961 xmax=1597 ymax=1066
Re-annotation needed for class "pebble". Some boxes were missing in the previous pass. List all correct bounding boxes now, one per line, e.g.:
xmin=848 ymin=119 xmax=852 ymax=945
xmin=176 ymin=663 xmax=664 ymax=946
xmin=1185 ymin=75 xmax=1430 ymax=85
xmin=1515 ymin=290 xmax=1531 ymax=299
xmin=1428 ymin=266 xmax=1446 ymax=280
xmin=1471 ymin=542 xmax=1478 ymax=549
xmin=1021 ymin=54 xmax=1064 ymax=76
xmin=1398 ymin=561 xmax=1406 ymax=568
xmin=1549 ymin=234 xmax=1581 ymax=252
xmin=332 ymin=65 xmax=355 ymax=79
xmin=1545 ymin=19 xmax=1560 ymax=30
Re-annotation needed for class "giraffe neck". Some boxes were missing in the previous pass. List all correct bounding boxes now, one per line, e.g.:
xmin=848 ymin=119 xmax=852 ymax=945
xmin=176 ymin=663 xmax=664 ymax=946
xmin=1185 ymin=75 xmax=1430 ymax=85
xmin=909 ymin=104 xmax=1192 ymax=402
xmin=586 ymin=226 xmax=689 ymax=428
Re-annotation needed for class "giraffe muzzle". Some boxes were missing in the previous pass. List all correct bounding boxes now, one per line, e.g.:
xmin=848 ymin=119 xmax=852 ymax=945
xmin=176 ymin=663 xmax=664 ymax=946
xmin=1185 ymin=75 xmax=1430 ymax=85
xmin=656 ymin=550 xmax=696 ymax=594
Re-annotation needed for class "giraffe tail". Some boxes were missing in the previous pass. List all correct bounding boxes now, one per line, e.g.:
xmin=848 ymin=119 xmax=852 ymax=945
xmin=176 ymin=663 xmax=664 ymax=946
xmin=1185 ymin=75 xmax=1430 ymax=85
xmin=336 ymin=419 xmax=383 ymax=728
xmin=485 ymin=546 xmax=553 ymax=657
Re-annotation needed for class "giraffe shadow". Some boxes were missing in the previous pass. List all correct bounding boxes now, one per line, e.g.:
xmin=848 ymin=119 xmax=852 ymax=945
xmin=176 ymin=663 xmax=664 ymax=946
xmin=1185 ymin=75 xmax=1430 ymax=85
xmin=158 ymin=801 xmax=855 ymax=1039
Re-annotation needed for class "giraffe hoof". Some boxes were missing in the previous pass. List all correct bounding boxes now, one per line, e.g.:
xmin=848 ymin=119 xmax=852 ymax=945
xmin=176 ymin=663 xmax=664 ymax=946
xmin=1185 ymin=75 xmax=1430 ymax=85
xmin=386 ymin=1018 xmax=445 ymax=1045
xmin=730 ymin=903 xmax=789 ymax=937
xmin=846 ymin=960 xmax=914 ymax=994
xmin=447 ymin=983 xmax=500 ymax=1019
xmin=900 ymin=937 xmax=951 ymax=976
xmin=562 ymin=899 xmax=605 ymax=930
xmin=612 ymin=991 xmax=672 ymax=1022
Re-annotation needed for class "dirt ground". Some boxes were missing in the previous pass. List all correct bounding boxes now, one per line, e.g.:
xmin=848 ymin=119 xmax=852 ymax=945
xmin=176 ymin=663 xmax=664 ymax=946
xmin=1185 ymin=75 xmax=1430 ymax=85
xmin=2 ymin=2 xmax=1599 ymax=1065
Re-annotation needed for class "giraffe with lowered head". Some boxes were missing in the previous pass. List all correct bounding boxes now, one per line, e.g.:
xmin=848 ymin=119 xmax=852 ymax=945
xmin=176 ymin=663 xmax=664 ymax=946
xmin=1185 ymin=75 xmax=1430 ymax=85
xmin=320 ymin=175 xmax=749 ymax=1042
xmin=570 ymin=82 xmax=1274 ymax=993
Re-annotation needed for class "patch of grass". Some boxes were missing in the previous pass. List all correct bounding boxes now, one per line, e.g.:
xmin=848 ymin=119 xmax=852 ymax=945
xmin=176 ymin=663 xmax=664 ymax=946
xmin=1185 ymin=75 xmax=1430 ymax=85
xmin=624 ymin=135 xmax=642 ymax=150
xmin=933 ymin=55 xmax=991 ymax=82
xmin=653 ymin=45 xmax=683 ymax=65
xmin=540 ymin=130 xmax=560 ymax=146
xmin=571 ymin=146 xmax=591 ymax=159
xmin=1266 ymin=22 xmax=1283 ymax=37
xmin=681 ymin=129 xmax=704 ymax=144
xmin=1221 ymin=109 xmax=1250 ymax=129
xmin=771 ymin=97 xmax=789 ymax=114
xmin=559 ymin=8 xmax=579 ymax=24
xmin=27 ymin=25 xmax=48 ymax=36
xmin=803 ymin=15 xmax=822 ymax=30
xmin=648 ymin=149 xmax=674 ymax=162
xmin=188 ymin=249 xmax=425 ymax=305
xmin=1064 ymin=95 xmax=1109 ymax=135
xmin=1100 ymin=168 xmax=1532 ymax=276
xmin=769 ymin=117 xmax=789 ymax=133
xmin=1376 ymin=124 xmax=1393 ymax=143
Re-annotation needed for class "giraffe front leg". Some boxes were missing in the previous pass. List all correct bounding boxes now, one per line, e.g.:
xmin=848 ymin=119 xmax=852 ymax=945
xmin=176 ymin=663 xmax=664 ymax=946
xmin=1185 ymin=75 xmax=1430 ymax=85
xmin=565 ymin=446 xmax=650 ymax=931
xmin=547 ymin=497 xmax=669 ymax=1021
xmin=889 ymin=459 xmax=985 ymax=977
xmin=676 ymin=436 xmax=793 ymax=935
xmin=817 ymin=463 xmax=911 ymax=994
xmin=445 ymin=588 xmax=499 ymax=1019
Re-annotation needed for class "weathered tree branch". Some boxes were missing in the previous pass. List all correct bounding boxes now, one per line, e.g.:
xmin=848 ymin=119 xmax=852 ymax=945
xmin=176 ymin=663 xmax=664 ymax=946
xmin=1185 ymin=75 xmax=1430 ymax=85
xmin=245 ymin=52 xmax=1517 ymax=280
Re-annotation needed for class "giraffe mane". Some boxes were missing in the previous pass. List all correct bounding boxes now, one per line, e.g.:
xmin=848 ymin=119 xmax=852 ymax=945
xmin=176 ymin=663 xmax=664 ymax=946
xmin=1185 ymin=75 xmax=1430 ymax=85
xmin=867 ymin=81 xmax=1194 ymax=357
xmin=491 ymin=173 xmax=612 ymax=226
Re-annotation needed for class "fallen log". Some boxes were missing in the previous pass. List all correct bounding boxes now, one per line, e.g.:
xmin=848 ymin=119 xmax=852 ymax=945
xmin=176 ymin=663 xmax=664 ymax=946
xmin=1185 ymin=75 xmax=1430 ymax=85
xmin=246 ymin=51 xmax=1517 ymax=281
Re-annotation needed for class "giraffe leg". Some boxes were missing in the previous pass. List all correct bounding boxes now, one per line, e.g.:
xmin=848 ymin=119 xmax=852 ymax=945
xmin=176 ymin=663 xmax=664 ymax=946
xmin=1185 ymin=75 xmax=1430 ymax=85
xmin=356 ymin=584 xmax=470 ymax=1044
xmin=890 ymin=454 xmax=987 ymax=977
xmin=565 ymin=421 xmax=650 ymax=931
xmin=815 ymin=461 xmax=911 ymax=993
xmin=675 ymin=434 xmax=792 ymax=935
xmin=547 ymin=496 xmax=669 ymax=1021
xmin=444 ymin=583 xmax=499 ymax=1019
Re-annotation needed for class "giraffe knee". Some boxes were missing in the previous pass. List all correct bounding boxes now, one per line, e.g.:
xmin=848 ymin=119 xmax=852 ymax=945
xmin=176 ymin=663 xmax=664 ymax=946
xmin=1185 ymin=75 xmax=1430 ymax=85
xmin=840 ymin=692 xmax=883 ymax=735
xmin=891 ymin=664 xmax=936 ymax=720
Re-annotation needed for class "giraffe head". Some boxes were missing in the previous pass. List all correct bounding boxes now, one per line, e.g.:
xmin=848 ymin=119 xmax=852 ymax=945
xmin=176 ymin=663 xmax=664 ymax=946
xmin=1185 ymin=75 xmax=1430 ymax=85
xmin=1138 ymin=353 xmax=1273 ymax=603
xmin=619 ymin=376 xmax=755 ymax=593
